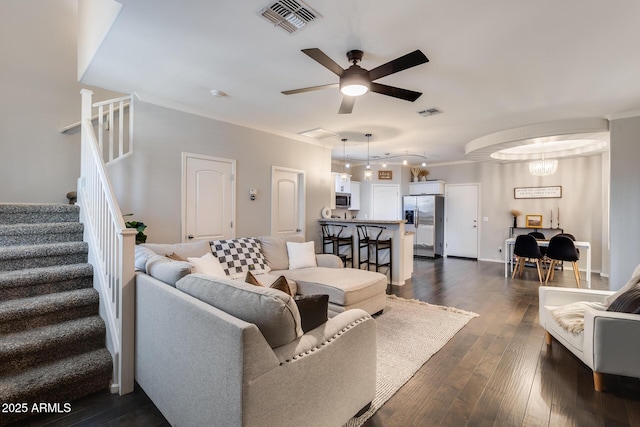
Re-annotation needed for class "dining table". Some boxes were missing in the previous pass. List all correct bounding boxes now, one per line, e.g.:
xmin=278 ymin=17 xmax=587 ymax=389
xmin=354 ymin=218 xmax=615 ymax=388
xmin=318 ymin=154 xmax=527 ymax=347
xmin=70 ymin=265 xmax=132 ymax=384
xmin=504 ymin=237 xmax=592 ymax=287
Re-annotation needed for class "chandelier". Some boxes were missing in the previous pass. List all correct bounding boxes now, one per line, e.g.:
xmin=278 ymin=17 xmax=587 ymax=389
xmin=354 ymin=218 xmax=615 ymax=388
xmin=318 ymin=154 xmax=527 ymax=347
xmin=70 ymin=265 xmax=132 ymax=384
xmin=529 ymin=143 xmax=557 ymax=176
xmin=529 ymin=159 xmax=558 ymax=176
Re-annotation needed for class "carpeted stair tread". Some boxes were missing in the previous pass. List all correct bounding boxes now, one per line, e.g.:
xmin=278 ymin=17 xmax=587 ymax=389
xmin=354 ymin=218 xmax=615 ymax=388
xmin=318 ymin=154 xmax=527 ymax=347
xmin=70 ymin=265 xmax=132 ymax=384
xmin=0 ymin=203 xmax=79 ymax=224
xmin=0 ymin=263 xmax=93 ymax=301
xmin=0 ymin=348 xmax=112 ymax=425
xmin=0 ymin=222 xmax=84 ymax=246
xmin=0 ymin=241 xmax=88 ymax=271
xmin=0 ymin=316 xmax=106 ymax=376
xmin=0 ymin=288 xmax=99 ymax=334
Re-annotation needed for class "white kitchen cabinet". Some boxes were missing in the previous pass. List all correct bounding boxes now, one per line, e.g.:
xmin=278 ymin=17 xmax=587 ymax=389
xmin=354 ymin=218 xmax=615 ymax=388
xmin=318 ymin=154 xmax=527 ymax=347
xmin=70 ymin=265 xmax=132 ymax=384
xmin=408 ymin=180 xmax=445 ymax=195
xmin=335 ymin=173 xmax=351 ymax=194
xmin=348 ymin=181 xmax=360 ymax=210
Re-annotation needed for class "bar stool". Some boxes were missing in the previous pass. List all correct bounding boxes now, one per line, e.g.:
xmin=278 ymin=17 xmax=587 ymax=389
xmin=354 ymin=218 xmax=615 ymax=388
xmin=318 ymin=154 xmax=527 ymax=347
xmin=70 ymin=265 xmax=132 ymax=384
xmin=321 ymin=224 xmax=353 ymax=267
xmin=356 ymin=225 xmax=392 ymax=284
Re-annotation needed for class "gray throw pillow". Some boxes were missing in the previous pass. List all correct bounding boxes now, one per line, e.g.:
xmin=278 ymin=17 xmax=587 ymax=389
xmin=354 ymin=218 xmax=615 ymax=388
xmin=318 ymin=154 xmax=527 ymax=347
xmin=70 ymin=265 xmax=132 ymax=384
xmin=145 ymin=255 xmax=192 ymax=287
xmin=607 ymin=287 xmax=640 ymax=314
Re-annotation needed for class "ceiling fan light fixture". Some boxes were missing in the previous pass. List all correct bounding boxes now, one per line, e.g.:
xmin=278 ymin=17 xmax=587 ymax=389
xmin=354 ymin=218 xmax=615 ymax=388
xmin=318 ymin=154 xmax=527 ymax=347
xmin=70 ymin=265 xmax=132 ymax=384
xmin=340 ymin=66 xmax=370 ymax=96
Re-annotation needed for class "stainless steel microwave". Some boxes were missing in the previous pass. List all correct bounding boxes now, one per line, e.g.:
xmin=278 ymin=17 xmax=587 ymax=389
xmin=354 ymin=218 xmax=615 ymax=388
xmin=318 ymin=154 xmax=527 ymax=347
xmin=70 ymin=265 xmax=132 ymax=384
xmin=335 ymin=192 xmax=351 ymax=208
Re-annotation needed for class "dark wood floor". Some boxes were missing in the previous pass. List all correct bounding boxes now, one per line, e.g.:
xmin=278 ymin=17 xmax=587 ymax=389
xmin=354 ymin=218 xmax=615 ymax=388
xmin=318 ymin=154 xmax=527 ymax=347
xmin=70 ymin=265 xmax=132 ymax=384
xmin=9 ymin=258 xmax=640 ymax=426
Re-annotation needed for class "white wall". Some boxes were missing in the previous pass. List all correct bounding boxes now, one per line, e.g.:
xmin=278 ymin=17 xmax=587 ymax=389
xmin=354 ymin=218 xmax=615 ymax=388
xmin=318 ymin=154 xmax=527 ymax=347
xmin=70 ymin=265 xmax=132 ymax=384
xmin=609 ymin=116 xmax=640 ymax=289
xmin=426 ymin=156 xmax=607 ymax=273
xmin=77 ymin=0 xmax=123 ymax=80
xmin=0 ymin=0 xmax=122 ymax=204
xmin=108 ymin=101 xmax=333 ymax=245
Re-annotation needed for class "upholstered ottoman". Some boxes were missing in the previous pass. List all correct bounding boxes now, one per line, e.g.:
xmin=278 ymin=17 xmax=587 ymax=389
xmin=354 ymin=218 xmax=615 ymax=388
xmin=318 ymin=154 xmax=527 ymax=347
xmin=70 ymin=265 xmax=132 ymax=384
xmin=273 ymin=267 xmax=388 ymax=316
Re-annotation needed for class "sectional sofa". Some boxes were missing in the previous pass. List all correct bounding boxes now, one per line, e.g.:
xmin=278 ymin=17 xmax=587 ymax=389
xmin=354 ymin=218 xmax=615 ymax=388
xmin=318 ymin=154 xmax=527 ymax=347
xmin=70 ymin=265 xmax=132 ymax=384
xmin=133 ymin=236 xmax=385 ymax=426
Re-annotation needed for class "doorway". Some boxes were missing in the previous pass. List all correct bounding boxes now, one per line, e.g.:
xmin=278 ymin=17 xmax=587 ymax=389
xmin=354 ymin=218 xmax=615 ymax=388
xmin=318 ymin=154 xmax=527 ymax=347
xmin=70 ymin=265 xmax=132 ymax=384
xmin=445 ymin=183 xmax=479 ymax=259
xmin=271 ymin=166 xmax=305 ymax=237
xmin=372 ymin=184 xmax=400 ymax=220
xmin=182 ymin=153 xmax=236 ymax=242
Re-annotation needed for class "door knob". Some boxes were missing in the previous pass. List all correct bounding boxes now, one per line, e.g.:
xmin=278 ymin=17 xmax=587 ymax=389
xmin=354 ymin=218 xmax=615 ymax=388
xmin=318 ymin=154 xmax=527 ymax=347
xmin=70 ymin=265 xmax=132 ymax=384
xmin=187 ymin=234 xmax=194 ymax=239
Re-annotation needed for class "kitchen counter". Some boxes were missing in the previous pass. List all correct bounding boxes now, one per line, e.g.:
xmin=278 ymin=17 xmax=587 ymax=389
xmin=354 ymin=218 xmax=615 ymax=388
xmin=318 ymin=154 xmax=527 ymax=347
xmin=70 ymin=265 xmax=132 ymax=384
xmin=319 ymin=218 xmax=409 ymax=285
xmin=319 ymin=218 xmax=406 ymax=224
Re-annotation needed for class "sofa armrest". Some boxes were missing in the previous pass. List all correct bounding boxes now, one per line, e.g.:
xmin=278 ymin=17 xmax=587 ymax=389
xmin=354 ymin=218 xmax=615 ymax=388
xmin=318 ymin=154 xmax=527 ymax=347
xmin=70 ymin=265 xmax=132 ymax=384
xmin=539 ymin=286 xmax=613 ymax=306
xmin=582 ymin=308 xmax=640 ymax=376
xmin=246 ymin=308 xmax=377 ymax=427
xmin=315 ymin=253 xmax=344 ymax=268
xmin=272 ymin=308 xmax=372 ymax=363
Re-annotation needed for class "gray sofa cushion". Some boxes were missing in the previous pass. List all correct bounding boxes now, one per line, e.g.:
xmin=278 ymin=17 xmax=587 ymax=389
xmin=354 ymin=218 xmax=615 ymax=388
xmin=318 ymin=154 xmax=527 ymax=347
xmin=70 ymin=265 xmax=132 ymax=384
xmin=142 ymin=240 xmax=211 ymax=259
xmin=258 ymin=235 xmax=305 ymax=271
xmin=274 ymin=267 xmax=387 ymax=306
xmin=145 ymin=255 xmax=192 ymax=287
xmin=176 ymin=274 xmax=303 ymax=348
xmin=135 ymin=245 xmax=157 ymax=272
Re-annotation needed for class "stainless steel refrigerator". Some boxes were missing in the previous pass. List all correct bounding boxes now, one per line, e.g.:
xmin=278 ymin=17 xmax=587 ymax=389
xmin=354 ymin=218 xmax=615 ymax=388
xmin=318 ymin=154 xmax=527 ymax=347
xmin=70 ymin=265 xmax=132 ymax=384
xmin=403 ymin=195 xmax=445 ymax=258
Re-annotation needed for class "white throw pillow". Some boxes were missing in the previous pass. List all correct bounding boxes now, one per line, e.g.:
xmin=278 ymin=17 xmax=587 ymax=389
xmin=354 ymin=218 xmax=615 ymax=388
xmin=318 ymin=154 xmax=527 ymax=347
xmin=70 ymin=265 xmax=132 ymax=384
xmin=286 ymin=241 xmax=317 ymax=270
xmin=187 ymin=252 xmax=227 ymax=278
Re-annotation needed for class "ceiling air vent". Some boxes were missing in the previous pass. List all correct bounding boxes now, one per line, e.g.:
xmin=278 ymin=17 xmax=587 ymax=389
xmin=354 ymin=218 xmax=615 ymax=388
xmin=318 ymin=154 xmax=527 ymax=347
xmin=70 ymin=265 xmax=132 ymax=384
xmin=259 ymin=0 xmax=321 ymax=34
xmin=418 ymin=107 xmax=443 ymax=117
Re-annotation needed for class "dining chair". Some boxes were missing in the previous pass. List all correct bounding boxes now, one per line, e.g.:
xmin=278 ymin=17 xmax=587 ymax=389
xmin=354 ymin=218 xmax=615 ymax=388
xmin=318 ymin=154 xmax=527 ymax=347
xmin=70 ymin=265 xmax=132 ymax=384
xmin=545 ymin=235 xmax=580 ymax=287
xmin=512 ymin=234 xmax=545 ymax=283
xmin=528 ymin=231 xmax=545 ymax=239
xmin=528 ymin=231 xmax=547 ymax=257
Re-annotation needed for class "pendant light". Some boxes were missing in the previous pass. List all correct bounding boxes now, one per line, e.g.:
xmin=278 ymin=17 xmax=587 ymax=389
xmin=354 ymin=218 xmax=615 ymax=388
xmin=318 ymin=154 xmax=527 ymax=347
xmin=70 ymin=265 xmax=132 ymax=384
xmin=363 ymin=133 xmax=372 ymax=181
xmin=340 ymin=138 xmax=350 ymax=181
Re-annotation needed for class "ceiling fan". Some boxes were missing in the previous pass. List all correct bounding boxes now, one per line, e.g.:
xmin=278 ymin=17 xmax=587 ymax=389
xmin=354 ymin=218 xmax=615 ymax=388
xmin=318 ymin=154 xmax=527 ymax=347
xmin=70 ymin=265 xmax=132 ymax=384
xmin=282 ymin=48 xmax=429 ymax=114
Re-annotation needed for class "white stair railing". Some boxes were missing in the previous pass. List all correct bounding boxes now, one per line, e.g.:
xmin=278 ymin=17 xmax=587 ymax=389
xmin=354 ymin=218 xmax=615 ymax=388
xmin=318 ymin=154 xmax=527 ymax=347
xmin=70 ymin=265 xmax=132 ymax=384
xmin=77 ymin=88 xmax=136 ymax=395
xmin=94 ymin=95 xmax=134 ymax=164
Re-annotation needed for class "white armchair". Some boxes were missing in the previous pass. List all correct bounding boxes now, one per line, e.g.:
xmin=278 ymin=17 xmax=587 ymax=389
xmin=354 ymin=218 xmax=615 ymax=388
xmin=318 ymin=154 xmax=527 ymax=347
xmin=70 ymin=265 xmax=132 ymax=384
xmin=539 ymin=286 xmax=640 ymax=391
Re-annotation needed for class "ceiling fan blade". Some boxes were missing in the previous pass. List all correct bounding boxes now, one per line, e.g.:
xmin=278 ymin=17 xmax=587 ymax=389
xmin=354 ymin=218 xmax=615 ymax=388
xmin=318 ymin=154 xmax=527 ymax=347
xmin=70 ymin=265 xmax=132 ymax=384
xmin=368 ymin=50 xmax=429 ymax=81
xmin=281 ymin=83 xmax=339 ymax=95
xmin=338 ymin=96 xmax=355 ymax=114
xmin=302 ymin=48 xmax=345 ymax=76
xmin=370 ymin=82 xmax=422 ymax=102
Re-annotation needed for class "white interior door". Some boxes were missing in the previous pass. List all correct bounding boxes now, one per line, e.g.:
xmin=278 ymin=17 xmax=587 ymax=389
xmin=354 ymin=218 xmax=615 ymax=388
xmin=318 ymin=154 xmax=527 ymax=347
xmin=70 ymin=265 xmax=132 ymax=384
xmin=271 ymin=166 xmax=305 ymax=237
xmin=445 ymin=184 xmax=479 ymax=258
xmin=182 ymin=153 xmax=235 ymax=242
xmin=372 ymin=184 xmax=400 ymax=220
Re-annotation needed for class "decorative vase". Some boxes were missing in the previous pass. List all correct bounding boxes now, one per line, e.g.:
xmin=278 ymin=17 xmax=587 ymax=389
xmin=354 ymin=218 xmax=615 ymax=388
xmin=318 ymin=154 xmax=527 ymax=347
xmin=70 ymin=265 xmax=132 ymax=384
xmin=412 ymin=176 xmax=418 ymax=182
xmin=513 ymin=216 xmax=517 ymax=228
xmin=420 ymin=176 xmax=427 ymax=181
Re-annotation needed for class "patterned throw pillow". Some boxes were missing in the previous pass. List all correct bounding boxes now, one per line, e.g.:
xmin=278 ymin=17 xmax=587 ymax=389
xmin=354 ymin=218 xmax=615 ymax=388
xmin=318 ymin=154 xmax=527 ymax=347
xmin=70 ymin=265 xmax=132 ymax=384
xmin=607 ymin=286 xmax=640 ymax=314
xmin=245 ymin=271 xmax=292 ymax=296
xmin=211 ymin=238 xmax=271 ymax=279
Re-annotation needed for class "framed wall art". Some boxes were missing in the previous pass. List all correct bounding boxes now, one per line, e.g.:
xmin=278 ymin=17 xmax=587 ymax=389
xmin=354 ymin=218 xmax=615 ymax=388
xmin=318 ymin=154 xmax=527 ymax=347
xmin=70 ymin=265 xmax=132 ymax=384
xmin=525 ymin=214 xmax=543 ymax=228
xmin=378 ymin=170 xmax=393 ymax=180
xmin=514 ymin=186 xmax=562 ymax=199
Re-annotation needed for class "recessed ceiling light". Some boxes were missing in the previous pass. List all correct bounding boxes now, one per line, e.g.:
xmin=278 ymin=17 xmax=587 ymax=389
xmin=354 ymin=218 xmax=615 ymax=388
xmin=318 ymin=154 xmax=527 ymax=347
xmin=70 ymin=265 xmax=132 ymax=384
xmin=210 ymin=90 xmax=227 ymax=97
xmin=298 ymin=127 xmax=339 ymax=139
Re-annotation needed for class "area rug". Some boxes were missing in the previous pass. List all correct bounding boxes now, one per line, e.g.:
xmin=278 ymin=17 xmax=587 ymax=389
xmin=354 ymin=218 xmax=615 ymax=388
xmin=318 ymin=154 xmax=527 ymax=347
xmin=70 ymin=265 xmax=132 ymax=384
xmin=345 ymin=295 xmax=479 ymax=427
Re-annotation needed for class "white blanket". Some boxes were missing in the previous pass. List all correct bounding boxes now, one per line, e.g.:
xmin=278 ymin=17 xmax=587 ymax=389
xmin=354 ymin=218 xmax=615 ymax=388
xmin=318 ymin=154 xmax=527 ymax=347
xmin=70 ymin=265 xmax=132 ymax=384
xmin=549 ymin=301 xmax=606 ymax=333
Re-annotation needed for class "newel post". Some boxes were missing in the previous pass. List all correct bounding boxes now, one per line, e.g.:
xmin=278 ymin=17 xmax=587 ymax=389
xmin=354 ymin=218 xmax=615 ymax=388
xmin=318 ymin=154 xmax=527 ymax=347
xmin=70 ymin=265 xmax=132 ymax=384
xmin=80 ymin=88 xmax=93 ymax=122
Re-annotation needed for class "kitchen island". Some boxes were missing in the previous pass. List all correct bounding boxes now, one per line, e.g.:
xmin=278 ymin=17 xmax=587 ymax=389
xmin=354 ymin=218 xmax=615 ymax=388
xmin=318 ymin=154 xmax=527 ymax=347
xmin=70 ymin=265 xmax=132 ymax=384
xmin=319 ymin=218 xmax=410 ymax=285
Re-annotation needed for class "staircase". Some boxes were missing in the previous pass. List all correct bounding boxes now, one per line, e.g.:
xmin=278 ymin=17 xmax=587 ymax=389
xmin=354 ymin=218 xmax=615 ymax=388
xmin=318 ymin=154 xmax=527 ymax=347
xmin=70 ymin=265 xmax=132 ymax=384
xmin=0 ymin=203 xmax=112 ymax=426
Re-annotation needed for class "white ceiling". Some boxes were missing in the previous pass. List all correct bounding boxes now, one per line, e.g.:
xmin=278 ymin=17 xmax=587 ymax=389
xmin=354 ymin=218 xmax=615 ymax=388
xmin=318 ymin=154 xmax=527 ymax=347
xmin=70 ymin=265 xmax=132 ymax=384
xmin=81 ymin=0 xmax=640 ymax=165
